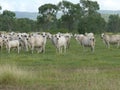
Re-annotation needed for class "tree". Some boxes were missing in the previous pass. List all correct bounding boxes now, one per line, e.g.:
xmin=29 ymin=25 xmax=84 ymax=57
xmin=37 ymin=4 xmax=58 ymax=30
xmin=57 ymin=1 xmax=82 ymax=31
xmin=80 ymin=0 xmax=99 ymax=16
xmin=15 ymin=18 xmax=37 ymax=32
xmin=2 ymin=10 xmax=15 ymax=18
xmin=0 ymin=10 xmax=16 ymax=31
xmin=78 ymin=14 xmax=106 ymax=34
xmin=107 ymin=14 xmax=120 ymax=32
xmin=0 ymin=6 xmax=1 ymax=13
xmin=0 ymin=6 xmax=1 ymax=12
xmin=77 ymin=0 xmax=106 ymax=34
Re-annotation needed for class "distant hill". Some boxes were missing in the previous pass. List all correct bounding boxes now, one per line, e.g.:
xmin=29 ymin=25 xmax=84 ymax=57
xmin=14 ymin=11 xmax=38 ymax=20
xmin=98 ymin=10 xmax=120 ymax=14
xmin=98 ymin=10 xmax=120 ymax=22
xmin=14 ymin=10 xmax=120 ymax=21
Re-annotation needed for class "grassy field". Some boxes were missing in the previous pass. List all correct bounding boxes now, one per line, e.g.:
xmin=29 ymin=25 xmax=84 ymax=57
xmin=0 ymin=35 xmax=120 ymax=90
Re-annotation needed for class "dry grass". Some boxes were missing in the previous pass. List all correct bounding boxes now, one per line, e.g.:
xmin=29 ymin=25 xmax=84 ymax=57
xmin=34 ymin=68 xmax=120 ymax=90
xmin=0 ymin=64 xmax=33 ymax=85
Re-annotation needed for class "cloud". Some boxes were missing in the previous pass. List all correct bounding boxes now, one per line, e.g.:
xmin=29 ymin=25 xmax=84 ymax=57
xmin=0 ymin=0 xmax=80 ymax=12
xmin=0 ymin=0 xmax=14 ymax=11
xmin=92 ymin=0 xmax=120 ymax=10
xmin=0 ymin=0 xmax=120 ymax=12
xmin=0 ymin=0 xmax=39 ymax=12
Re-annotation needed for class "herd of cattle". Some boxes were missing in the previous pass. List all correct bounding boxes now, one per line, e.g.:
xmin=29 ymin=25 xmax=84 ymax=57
xmin=0 ymin=31 xmax=120 ymax=54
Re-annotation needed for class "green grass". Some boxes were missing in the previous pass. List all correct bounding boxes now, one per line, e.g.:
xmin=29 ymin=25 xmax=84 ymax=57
xmin=0 ymin=35 xmax=120 ymax=90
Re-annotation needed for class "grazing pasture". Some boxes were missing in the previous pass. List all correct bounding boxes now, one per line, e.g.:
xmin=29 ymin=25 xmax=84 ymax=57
xmin=0 ymin=35 xmax=120 ymax=90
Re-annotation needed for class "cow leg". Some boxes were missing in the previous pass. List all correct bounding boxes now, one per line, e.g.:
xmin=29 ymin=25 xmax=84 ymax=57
xmin=17 ymin=46 xmax=20 ymax=54
xmin=31 ymin=45 xmax=34 ymax=54
xmin=8 ymin=47 xmax=10 ymax=53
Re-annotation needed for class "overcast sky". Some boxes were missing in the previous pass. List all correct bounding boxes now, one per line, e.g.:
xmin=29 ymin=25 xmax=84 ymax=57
xmin=0 ymin=0 xmax=120 ymax=12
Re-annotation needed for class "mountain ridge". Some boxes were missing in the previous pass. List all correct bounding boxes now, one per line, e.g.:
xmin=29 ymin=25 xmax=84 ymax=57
xmin=14 ymin=10 xmax=120 ymax=20
xmin=14 ymin=11 xmax=38 ymax=20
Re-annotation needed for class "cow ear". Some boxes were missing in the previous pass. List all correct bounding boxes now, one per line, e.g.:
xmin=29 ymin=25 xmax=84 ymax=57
xmin=29 ymin=35 xmax=31 ymax=38
xmin=31 ymin=34 xmax=33 ymax=36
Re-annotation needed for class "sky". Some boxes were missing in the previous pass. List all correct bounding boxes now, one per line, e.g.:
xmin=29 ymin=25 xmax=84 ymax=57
xmin=0 ymin=0 xmax=120 ymax=12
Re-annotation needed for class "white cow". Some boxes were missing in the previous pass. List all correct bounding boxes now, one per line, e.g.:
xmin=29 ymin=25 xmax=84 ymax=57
xmin=85 ymin=32 xmax=94 ymax=38
xmin=3 ymin=39 xmax=20 ymax=54
xmin=28 ymin=34 xmax=47 ymax=53
xmin=75 ymin=34 xmax=95 ymax=52
xmin=50 ymin=34 xmax=59 ymax=51
xmin=55 ymin=34 xmax=68 ymax=53
xmin=0 ymin=37 xmax=3 ymax=51
xmin=63 ymin=33 xmax=73 ymax=49
xmin=18 ymin=33 xmax=30 ymax=51
xmin=101 ymin=33 xmax=120 ymax=48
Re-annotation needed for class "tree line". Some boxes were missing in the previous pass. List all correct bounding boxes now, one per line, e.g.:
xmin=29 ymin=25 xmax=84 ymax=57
xmin=0 ymin=0 xmax=120 ymax=33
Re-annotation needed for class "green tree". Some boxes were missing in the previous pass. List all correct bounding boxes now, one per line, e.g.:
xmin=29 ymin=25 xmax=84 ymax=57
xmin=78 ymin=0 xmax=106 ymax=34
xmin=107 ymin=14 xmax=120 ymax=32
xmin=0 ymin=6 xmax=1 ymax=13
xmin=0 ymin=9 xmax=37 ymax=32
xmin=2 ymin=10 xmax=15 ymax=18
xmin=15 ymin=18 xmax=37 ymax=32
xmin=37 ymin=4 xmax=58 ymax=30
xmin=1 ymin=10 xmax=15 ymax=31
xmin=78 ymin=14 xmax=106 ymax=34
xmin=0 ymin=6 xmax=1 ymax=12
xmin=58 ymin=0 xmax=82 ymax=31
xmin=0 ymin=6 xmax=2 ymax=30
xmin=80 ymin=0 xmax=99 ymax=16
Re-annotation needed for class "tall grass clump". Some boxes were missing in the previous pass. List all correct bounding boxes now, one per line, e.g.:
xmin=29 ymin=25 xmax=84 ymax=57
xmin=0 ymin=64 xmax=33 ymax=85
